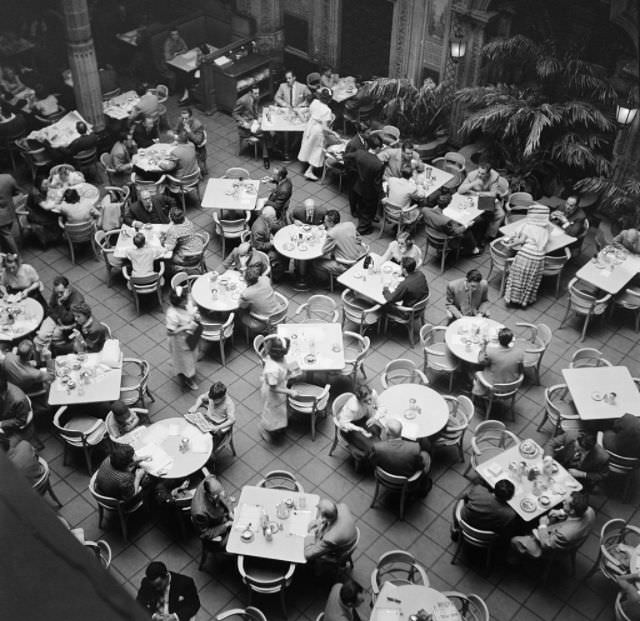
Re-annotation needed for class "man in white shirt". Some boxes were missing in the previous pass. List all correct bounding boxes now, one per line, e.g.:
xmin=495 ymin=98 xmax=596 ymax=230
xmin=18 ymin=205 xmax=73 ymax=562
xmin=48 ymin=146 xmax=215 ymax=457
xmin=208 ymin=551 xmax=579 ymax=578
xmin=386 ymin=166 xmax=426 ymax=208
xmin=125 ymin=233 xmax=165 ymax=276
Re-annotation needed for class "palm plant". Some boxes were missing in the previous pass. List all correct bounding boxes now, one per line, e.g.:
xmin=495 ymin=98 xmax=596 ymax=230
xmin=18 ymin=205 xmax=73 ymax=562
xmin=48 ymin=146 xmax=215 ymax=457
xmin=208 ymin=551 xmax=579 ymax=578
xmin=454 ymin=33 xmax=618 ymax=187
xmin=574 ymin=176 xmax=640 ymax=224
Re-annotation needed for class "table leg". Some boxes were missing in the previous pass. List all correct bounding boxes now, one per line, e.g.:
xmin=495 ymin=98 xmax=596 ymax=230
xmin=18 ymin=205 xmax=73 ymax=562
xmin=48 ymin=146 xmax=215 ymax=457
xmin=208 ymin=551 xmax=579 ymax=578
xmin=282 ymin=132 xmax=291 ymax=161
xmin=293 ymin=259 xmax=310 ymax=291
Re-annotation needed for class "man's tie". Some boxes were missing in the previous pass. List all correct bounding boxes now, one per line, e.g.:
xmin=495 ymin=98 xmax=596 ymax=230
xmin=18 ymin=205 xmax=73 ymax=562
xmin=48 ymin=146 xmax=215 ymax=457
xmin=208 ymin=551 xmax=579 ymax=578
xmin=306 ymin=206 xmax=314 ymax=223
xmin=289 ymin=85 xmax=293 ymax=106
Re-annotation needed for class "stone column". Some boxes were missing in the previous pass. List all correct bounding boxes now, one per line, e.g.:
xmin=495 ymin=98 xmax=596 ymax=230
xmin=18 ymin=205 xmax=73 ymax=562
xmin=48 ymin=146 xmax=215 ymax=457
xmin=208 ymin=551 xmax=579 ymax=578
xmin=250 ymin=0 xmax=284 ymax=64
xmin=61 ymin=0 xmax=104 ymax=132
xmin=388 ymin=0 xmax=428 ymax=82
xmin=310 ymin=0 xmax=341 ymax=68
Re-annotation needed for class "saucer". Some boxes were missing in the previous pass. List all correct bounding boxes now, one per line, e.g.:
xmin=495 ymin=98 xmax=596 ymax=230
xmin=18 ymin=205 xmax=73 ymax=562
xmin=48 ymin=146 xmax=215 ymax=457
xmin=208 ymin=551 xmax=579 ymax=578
xmin=241 ymin=530 xmax=254 ymax=542
xmin=304 ymin=354 xmax=317 ymax=364
xmin=591 ymin=391 xmax=603 ymax=401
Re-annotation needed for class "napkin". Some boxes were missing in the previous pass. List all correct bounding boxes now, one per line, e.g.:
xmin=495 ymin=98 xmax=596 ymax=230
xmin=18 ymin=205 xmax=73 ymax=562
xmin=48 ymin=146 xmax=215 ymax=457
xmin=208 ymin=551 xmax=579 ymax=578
xmin=189 ymin=434 xmax=210 ymax=453
xmin=137 ymin=443 xmax=173 ymax=475
xmin=236 ymin=504 xmax=262 ymax=530
xmin=100 ymin=339 xmax=121 ymax=368
xmin=288 ymin=509 xmax=313 ymax=537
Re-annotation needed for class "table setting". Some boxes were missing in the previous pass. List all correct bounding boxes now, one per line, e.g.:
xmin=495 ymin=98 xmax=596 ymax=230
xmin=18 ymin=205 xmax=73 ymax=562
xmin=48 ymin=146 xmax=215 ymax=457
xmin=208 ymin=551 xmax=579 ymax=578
xmin=278 ymin=322 xmax=344 ymax=371
xmin=260 ymin=106 xmax=311 ymax=132
xmin=132 ymin=143 xmax=176 ymax=173
xmin=274 ymin=223 xmax=326 ymax=260
xmin=444 ymin=317 xmax=504 ymax=364
xmin=114 ymin=223 xmax=170 ymax=259
xmin=191 ymin=270 xmax=247 ymax=312
xmin=372 ymin=584 xmax=461 ymax=621
xmin=337 ymin=255 xmax=404 ymax=305
xmin=0 ymin=296 xmax=44 ymax=341
xmin=103 ymin=91 xmax=140 ymax=120
xmin=476 ymin=438 xmax=582 ymax=521
xmin=27 ymin=110 xmax=92 ymax=150
xmin=201 ymin=178 xmax=260 ymax=210
xmin=443 ymin=194 xmax=482 ymax=227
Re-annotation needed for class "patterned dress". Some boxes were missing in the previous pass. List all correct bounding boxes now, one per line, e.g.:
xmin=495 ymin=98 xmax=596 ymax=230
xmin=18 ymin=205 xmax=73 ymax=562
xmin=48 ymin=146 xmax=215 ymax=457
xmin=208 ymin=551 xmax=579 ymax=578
xmin=504 ymin=223 xmax=549 ymax=306
xmin=260 ymin=357 xmax=290 ymax=432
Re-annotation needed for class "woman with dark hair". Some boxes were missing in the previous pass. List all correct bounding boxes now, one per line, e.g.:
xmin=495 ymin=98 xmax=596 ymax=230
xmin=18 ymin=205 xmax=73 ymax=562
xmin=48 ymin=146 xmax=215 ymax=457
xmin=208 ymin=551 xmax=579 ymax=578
xmin=0 ymin=252 xmax=46 ymax=308
xmin=259 ymin=337 xmax=299 ymax=442
xmin=95 ymin=442 xmax=147 ymax=500
xmin=298 ymin=86 xmax=334 ymax=181
xmin=165 ymin=287 xmax=199 ymax=391
xmin=337 ymin=382 xmax=383 ymax=454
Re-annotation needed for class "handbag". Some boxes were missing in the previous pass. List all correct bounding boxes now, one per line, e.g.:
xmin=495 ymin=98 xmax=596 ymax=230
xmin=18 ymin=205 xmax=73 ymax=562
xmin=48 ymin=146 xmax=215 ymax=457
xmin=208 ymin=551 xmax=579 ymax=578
xmin=185 ymin=321 xmax=203 ymax=350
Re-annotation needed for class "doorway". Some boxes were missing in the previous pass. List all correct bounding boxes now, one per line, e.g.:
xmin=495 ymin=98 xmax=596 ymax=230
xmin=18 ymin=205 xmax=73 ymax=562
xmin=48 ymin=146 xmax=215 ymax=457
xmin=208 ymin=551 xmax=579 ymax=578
xmin=340 ymin=0 xmax=393 ymax=79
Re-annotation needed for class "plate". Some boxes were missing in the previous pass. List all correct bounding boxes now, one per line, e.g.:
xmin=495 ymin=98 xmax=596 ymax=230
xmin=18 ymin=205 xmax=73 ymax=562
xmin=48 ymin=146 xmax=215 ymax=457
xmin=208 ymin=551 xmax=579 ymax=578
xmin=591 ymin=391 xmax=603 ymax=401
xmin=298 ymin=244 xmax=309 ymax=251
xmin=304 ymin=354 xmax=316 ymax=364
xmin=539 ymin=495 xmax=551 ymax=506
xmin=519 ymin=440 xmax=539 ymax=458
xmin=520 ymin=498 xmax=537 ymax=513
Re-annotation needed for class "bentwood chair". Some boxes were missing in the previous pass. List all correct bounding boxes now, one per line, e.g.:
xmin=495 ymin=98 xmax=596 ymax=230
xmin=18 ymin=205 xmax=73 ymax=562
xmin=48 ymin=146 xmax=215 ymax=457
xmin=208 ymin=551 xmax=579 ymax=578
xmin=615 ymin=592 xmax=634 ymax=621
xmin=94 ymin=229 xmax=123 ymax=287
xmin=569 ymin=347 xmax=613 ymax=368
xmin=341 ymin=289 xmax=382 ymax=336
xmin=597 ymin=431 xmax=640 ymax=502
xmin=473 ymin=373 xmax=524 ymax=421
xmin=560 ymin=278 xmax=612 ymax=342
xmin=287 ymin=383 xmax=331 ymax=440
xmin=213 ymin=210 xmax=250 ymax=257
xmin=216 ymin=607 xmax=268 ymax=621
xmin=514 ymin=322 xmax=552 ymax=385
xmin=122 ymin=264 xmax=165 ymax=313
xmin=370 ymin=466 xmax=423 ymax=520
xmin=541 ymin=248 xmax=571 ymax=296
xmin=434 ymin=396 xmax=474 ymax=463
xmin=451 ymin=500 xmax=499 ymax=574
xmin=237 ymin=556 xmax=296 ymax=618
xmin=381 ymin=359 xmax=428 ymax=389
xmin=200 ymin=313 xmax=235 ymax=366
xmin=328 ymin=392 xmax=368 ymax=470
xmin=441 ymin=591 xmax=490 ymax=621
xmin=463 ymin=420 xmax=519 ymax=477
xmin=166 ymin=170 xmax=201 ymax=212
xmin=487 ymin=239 xmax=514 ymax=296
xmin=377 ymin=199 xmax=420 ymax=240
xmin=99 ymin=152 xmax=118 ymax=186
xmin=383 ymin=294 xmax=429 ymax=347
xmin=257 ymin=470 xmax=303 ymax=493
xmin=32 ymin=457 xmax=63 ymax=507
xmin=83 ymin=539 xmax=113 ymax=569
xmin=119 ymin=358 xmax=155 ymax=408
xmin=58 ymin=217 xmax=99 ymax=264
xmin=53 ymin=406 xmax=106 ymax=474
xmin=585 ymin=519 xmax=640 ymax=583
xmin=419 ymin=324 xmax=459 ymax=391
xmin=294 ymin=295 xmax=339 ymax=323
xmin=252 ymin=334 xmax=281 ymax=366
xmin=424 ymin=226 xmax=462 ymax=272
xmin=610 ymin=287 xmax=640 ymax=332
xmin=537 ymin=384 xmax=581 ymax=436
xmin=370 ymin=550 xmax=429 ymax=601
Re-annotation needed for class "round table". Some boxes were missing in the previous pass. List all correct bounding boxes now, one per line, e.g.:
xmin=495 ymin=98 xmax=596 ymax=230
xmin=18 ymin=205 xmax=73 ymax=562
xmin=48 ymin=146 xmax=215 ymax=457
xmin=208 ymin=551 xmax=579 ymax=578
xmin=445 ymin=317 xmax=504 ymax=364
xmin=42 ymin=182 xmax=100 ymax=211
xmin=378 ymin=384 xmax=449 ymax=439
xmin=191 ymin=270 xmax=246 ymax=313
xmin=0 ymin=297 xmax=44 ymax=342
xmin=372 ymin=585 xmax=455 ymax=620
xmin=273 ymin=224 xmax=326 ymax=290
xmin=136 ymin=417 xmax=213 ymax=479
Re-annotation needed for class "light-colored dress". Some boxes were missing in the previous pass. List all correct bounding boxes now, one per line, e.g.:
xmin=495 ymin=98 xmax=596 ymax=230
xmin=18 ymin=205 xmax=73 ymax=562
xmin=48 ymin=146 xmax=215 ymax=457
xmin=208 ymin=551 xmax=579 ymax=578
xmin=0 ymin=264 xmax=40 ymax=292
xmin=298 ymin=99 xmax=334 ymax=168
xmin=260 ymin=357 xmax=290 ymax=432
xmin=166 ymin=304 xmax=198 ymax=377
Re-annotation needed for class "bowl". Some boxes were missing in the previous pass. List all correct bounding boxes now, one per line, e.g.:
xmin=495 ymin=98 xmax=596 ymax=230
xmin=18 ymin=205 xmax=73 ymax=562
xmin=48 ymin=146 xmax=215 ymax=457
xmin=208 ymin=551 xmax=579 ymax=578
xmin=539 ymin=495 xmax=551 ymax=506
xmin=520 ymin=498 xmax=536 ymax=513
xmin=591 ymin=391 xmax=603 ymax=401
xmin=241 ymin=530 xmax=254 ymax=542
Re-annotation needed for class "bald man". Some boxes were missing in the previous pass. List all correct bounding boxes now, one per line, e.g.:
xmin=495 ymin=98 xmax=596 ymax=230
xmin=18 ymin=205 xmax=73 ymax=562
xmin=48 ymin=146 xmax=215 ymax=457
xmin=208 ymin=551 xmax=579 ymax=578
xmin=219 ymin=241 xmax=270 ymax=275
xmin=304 ymin=498 xmax=358 ymax=562
xmin=371 ymin=419 xmax=432 ymax=495
xmin=289 ymin=198 xmax=327 ymax=225
xmin=250 ymin=205 xmax=284 ymax=281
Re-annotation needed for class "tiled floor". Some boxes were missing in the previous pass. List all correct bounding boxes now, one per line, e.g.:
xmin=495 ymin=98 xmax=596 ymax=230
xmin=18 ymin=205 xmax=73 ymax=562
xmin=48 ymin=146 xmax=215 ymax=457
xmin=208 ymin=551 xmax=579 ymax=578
xmin=14 ymin=98 xmax=640 ymax=621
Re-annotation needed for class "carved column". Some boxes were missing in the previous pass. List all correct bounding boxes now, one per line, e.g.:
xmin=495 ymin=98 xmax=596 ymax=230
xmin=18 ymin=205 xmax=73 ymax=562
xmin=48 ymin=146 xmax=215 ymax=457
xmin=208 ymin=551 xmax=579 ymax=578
xmin=252 ymin=0 xmax=284 ymax=64
xmin=310 ymin=0 xmax=341 ymax=67
xmin=387 ymin=0 xmax=428 ymax=81
xmin=61 ymin=0 xmax=104 ymax=131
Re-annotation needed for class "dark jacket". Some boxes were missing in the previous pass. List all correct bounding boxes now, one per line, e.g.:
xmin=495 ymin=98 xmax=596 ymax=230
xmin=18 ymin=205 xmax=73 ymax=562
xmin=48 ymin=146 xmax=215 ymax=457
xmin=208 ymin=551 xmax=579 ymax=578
xmin=383 ymin=270 xmax=429 ymax=307
xmin=78 ymin=319 xmax=108 ymax=353
xmin=460 ymin=484 xmax=517 ymax=532
xmin=371 ymin=436 xmax=429 ymax=477
xmin=132 ymin=124 xmax=159 ymax=149
xmin=67 ymin=133 xmax=98 ymax=156
xmin=550 ymin=431 xmax=609 ymax=484
xmin=251 ymin=215 xmax=278 ymax=252
xmin=343 ymin=150 xmax=384 ymax=200
xmin=136 ymin=572 xmax=200 ymax=621
xmin=423 ymin=206 xmax=465 ymax=236
xmin=603 ymin=413 xmax=640 ymax=458
xmin=47 ymin=286 xmax=85 ymax=324
xmin=264 ymin=178 xmax=293 ymax=218
xmin=123 ymin=195 xmax=174 ymax=225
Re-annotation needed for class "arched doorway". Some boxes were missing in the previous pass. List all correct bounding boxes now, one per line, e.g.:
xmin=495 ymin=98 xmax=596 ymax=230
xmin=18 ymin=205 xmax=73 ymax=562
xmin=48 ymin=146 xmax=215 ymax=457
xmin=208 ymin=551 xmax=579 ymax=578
xmin=340 ymin=0 xmax=393 ymax=78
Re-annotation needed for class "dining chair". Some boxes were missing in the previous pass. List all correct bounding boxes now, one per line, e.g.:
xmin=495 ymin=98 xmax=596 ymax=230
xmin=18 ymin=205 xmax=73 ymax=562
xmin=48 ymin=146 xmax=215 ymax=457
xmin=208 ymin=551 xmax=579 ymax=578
xmin=504 ymin=191 xmax=533 ymax=224
xmin=238 ymin=132 xmax=261 ymax=159
xmin=32 ymin=457 xmax=62 ymax=507
xmin=560 ymin=277 xmax=612 ymax=342
xmin=377 ymin=199 xmax=420 ymax=240
xmin=177 ymin=231 xmax=210 ymax=275
xmin=328 ymin=392 xmax=369 ymax=469
xmin=541 ymin=248 xmax=570 ymax=296
xmin=83 ymin=539 xmax=113 ymax=569
xmin=597 ymin=431 xmax=640 ymax=502
xmin=585 ymin=519 xmax=640 ymax=583
xmin=473 ymin=372 xmax=524 ymax=421
xmin=99 ymin=152 xmax=117 ymax=185
xmin=370 ymin=466 xmax=423 ymax=520
xmin=58 ymin=217 xmax=99 ymax=264
xmin=383 ymin=294 xmax=429 ymax=347
xmin=216 ymin=607 xmax=267 ymax=621
xmin=257 ymin=470 xmax=303 ymax=492
xmin=213 ymin=210 xmax=250 ymax=258
xmin=170 ymin=271 xmax=199 ymax=294
xmin=243 ymin=292 xmax=289 ymax=342
xmin=328 ymin=256 xmax=361 ymax=293
xmin=122 ymin=263 xmax=165 ymax=314
xmin=293 ymin=294 xmax=339 ymax=323
xmin=341 ymin=288 xmax=382 ymax=336
xmin=610 ymin=287 xmax=640 ymax=332
xmin=88 ymin=472 xmax=145 ymax=542
xmin=615 ymin=592 xmax=634 ymax=621
xmin=430 ymin=158 xmax=464 ymax=190
xmin=94 ymin=229 xmax=123 ymax=287
xmin=370 ymin=550 xmax=429 ymax=601
xmin=320 ymin=148 xmax=347 ymax=192
xmin=341 ymin=331 xmax=370 ymax=384
xmin=514 ymin=322 xmax=553 ymax=385
xmin=537 ymin=384 xmax=581 ymax=436
xmin=463 ymin=420 xmax=519 ymax=477
xmin=200 ymin=313 xmax=235 ymax=366
xmin=287 ymin=383 xmax=331 ymax=441
xmin=237 ymin=556 xmax=296 ymax=618
xmin=451 ymin=500 xmax=499 ymax=574
xmin=433 ymin=396 xmax=474 ymax=463
xmin=224 ymin=167 xmax=251 ymax=179
xmin=52 ymin=406 xmax=106 ymax=474
xmin=423 ymin=226 xmax=462 ymax=272
xmin=570 ymin=217 xmax=590 ymax=260
xmin=73 ymin=148 xmax=98 ymax=181
xmin=381 ymin=359 xmax=429 ymax=389
xmin=443 ymin=151 xmax=466 ymax=173
xmin=487 ymin=239 xmax=514 ymax=296
xmin=569 ymin=347 xmax=613 ymax=368
xmin=165 ymin=170 xmax=201 ymax=212
xmin=252 ymin=334 xmax=281 ymax=365
xmin=441 ymin=590 xmax=490 ymax=621
xmin=16 ymin=138 xmax=53 ymax=183
xmin=119 ymin=358 xmax=154 ymax=408
xmin=419 ymin=324 xmax=459 ymax=391
xmin=131 ymin=172 xmax=167 ymax=198
xmin=105 ymin=408 xmax=149 ymax=444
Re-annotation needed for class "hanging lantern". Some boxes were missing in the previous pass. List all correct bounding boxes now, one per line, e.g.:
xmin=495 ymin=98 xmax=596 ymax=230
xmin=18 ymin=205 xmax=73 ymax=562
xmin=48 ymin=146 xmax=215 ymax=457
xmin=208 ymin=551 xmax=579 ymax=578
xmin=449 ymin=29 xmax=466 ymax=62
xmin=616 ymin=100 xmax=638 ymax=125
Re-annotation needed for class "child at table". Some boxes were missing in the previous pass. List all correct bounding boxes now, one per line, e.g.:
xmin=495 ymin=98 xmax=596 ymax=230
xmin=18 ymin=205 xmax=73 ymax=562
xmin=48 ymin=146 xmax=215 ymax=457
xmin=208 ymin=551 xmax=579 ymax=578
xmin=188 ymin=381 xmax=236 ymax=448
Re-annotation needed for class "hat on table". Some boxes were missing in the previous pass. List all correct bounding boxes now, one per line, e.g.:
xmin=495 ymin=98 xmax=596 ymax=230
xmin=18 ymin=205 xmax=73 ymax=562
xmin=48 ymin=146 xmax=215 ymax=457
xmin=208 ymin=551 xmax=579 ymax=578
xmin=306 ymin=72 xmax=321 ymax=89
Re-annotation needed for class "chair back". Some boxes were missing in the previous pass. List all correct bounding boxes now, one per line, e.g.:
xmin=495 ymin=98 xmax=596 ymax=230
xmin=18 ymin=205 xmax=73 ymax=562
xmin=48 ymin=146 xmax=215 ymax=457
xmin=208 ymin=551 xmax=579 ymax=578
xmin=94 ymin=228 xmax=120 ymax=258
xmin=615 ymin=592 xmax=633 ymax=621
xmin=295 ymin=295 xmax=339 ymax=323
xmin=32 ymin=456 xmax=51 ymax=494
xmin=542 ymin=247 xmax=570 ymax=276
xmin=53 ymin=407 xmax=105 ymax=447
xmin=616 ymin=287 xmax=640 ymax=310
xmin=132 ymin=172 xmax=166 ymax=197
xmin=201 ymin=313 xmax=235 ymax=341
xmin=597 ymin=519 xmax=635 ymax=580
xmin=155 ymin=84 xmax=169 ymax=102
xmin=124 ymin=264 xmax=164 ymax=294
xmin=237 ymin=557 xmax=295 ymax=594
xmin=372 ymin=550 xmax=429 ymax=593
xmin=442 ymin=589 xmax=491 ymax=621
xmin=382 ymin=199 xmax=420 ymax=225
xmin=544 ymin=384 xmax=580 ymax=431
xmin=73 ymin=148 xmax=97 ymax=168
xmin=455 ymin=500 xmax=499 ymax=549
xmin=425 ymin=226 xmax=450 ymax=250
xmin=84 ymin=539 xmax=112 ymax=568
xmin=443 ymin=151 xmax=466 ymax=171
xmin=253 ymin=334 xmax=281 ymax=364
xmin=167 ymin=169 xmax=200 ymax=191
xmin=605 ymin=446 xmax=640 ymax=476
xmin=89 ymin=472 xmax=144 ymax=513
xmin=288 ymin=383 xmax=331 ymax=414
xmin=100 ymin=152 xmax=115 ymax=174
xmin=119 ymin=358 xmax=151 ymax=406
xmin=170 ymin=271 xmax=198 ymax=293
xmin=341 ymin=289 xmax=381 ymax=329
xmin=261 ymin=292 xmax=289 ymax=330
xmin=257 ymin=470 xmax=303 ymax=492
xmin=508 ymin=191 xmax=534 ymax=207
xmin=216 ymin=608 xmax=268 ymax=621
xmin=471 ymin=420 xmax=519 ymax=453
xmin=374 ymin=466 xmax=421 ymax=490
xmin=387 ymin=294 xmax=429 ymax=324
xmin=488 ymin=374 xmax=524 ymax=398
xmin=61 ymin=218 xmax=96 ymax=243
xmin=214 ymin=211 xmax=250 ymax=238
xmin=50 ymin=163 xmax=76 ymax=178
xmin=382 ymin=359 xmax=428 ymax=387
xmin=342 ymin=331 xmax=370 ymax=368
xmin=438 ymin=396 xmax=474 ymax=445
xmin=489 ymin=238 xmax=514 ymax=272
xmin=567 ymin=278 xmax=611 ymax=316
xmin=224 ymin=167 xmax=250 ymax=179
xmin=569 ymin=347 xmax=612 ymax=368
xmin=332 ymin=392 xmax=355 ymax=419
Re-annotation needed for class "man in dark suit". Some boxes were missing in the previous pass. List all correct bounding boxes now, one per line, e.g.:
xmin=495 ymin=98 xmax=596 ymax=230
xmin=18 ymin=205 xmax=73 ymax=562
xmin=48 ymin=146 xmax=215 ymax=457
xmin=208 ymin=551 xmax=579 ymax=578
xmin=603 ymin=413 xmax=640 ymax=458
xmin=66 ymin=121 xmax=98 ymax=156
xmin=382 ymin=256 xmax=428 ymax=307
xmin=124 ymin=190 xmax=174 ymax=226
xmin=549 ymin=431 xmax=609 ymax=490
xmin=459 ymin=479 xmax=518 ymax=534
xmin=473 ymin=327 xmax=524 ymax=398
xmin=132 ymin=116 xmax=159 ymax=149
xmin=423 ymin=192 xmax=480 ymax=255
xmin=289 ymin=198 xmax=327 ymax=225
xmin=344 ymin=122 xmax=368 ymax=217
xmin=445 ymin=269 xmax=490 ymax=323
xmin=262 ymin=166 xmax=292 ymax=220
xmin=232 ymin=85 xmax=270 ymax=168
xmin=343 ymin=134 xmax=384 ymax=235
xmin=137 ymin=561 xmax=200 ymax=621
xmin=371 ymin=419 xmax=432 ymax=495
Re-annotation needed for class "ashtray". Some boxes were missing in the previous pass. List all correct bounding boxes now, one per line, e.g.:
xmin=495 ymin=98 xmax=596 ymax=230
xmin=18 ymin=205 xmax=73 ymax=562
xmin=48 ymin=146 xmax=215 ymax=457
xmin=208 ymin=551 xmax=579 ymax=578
xmin=331 ymin=344 xmax=341 ymax=352
xmin=591 ymin=391 xmax=603 ymax=401
xmin=520 ymin=497 xmax=536 ymax=513
xmin=539 ymin=495 xmax=551 ymax=506
xmin=241 ymin=530 xmax=254 ymax=542
xmin=304 ymin=354 xmax=317 ymax=364
xmin=404 ymin=410 xmax=416 ymax=420
xmin=268 ymin=522 xmax=280 ymax=534
xmin=353 ymin=270 xmax=363 ymax=279
xmin=519 ymin=440 xmax=538 ymax=458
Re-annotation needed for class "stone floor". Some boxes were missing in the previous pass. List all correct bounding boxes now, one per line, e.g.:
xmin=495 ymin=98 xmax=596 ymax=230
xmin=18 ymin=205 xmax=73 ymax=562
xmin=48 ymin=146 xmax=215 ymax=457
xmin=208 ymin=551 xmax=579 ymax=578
xmin=11 ymin=98 xmax=640 ymax=621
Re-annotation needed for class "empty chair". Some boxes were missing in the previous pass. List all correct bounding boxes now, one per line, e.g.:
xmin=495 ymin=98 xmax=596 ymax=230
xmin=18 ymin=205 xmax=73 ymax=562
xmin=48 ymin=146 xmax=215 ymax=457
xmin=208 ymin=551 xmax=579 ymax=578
xmin=341 ymin=288 xmax=382 ymax=335
xmin=88 ymin=472 xmax=145 ymax=541
xmin=560 ymin=278 xmax=612 ymax=342
xmin=442 ymin=591 xmax=490 ymax=621
xmin=597 ymin=431 xmax=640 ymax=502
xmin=433 ymin=396 xmax=474 ymax=462
xmin=464 ymin=420 xmax=519 ymax=477
xmin=384 ymin=294 xmax=429 ymax=347
xmin=487 ymin=239 xmax=514 ymax=296
xmin=287 ymin=383 xmax=331 ymax=440
xmin=370 ymin=465 xmax=423 ymax=520
xmin=83 ymin=539 xmax=112 ymax=569
xmin=615 ymin=591 xmax=635 ymax=621
xmin=423 ymin=226 xmax=462 ymax=272
xmin=569 ymin=347 xmax=612 ymax=368
xmin=119 ymin=358 xmax=154 ymax=407
xmin=166 ymin=170 xmax=201 ymax=212
xmin=370 ymin=550 xmax=429 ymax=599
xmin=257 ymin=470 xmax=303 ymax=492
xmin=94 ymin=229 xmax=123 ymax=287
xmin=200 ymin=313 xmax=235 ymax=366
xmin=420 ymin=324 xmax=459 ymax=391
xmin=474 ymin=372 xmax=524 ymax=421
xmin=53 ymin=406 xmax=106 ymax=474
xmin=328 ymin=392 xmax=369 ymax=470
xmin=585 ymin=518 xmax=640 ymax=583
xmin=377 ymin=198 xmax=420 ymax=239
xmin=443 ymin=151 xmax=466 ymax=172
xmin=541 ymin=248 xmax=570 ymax=296
xmin=224 ymin=167 xmax=251 ymax=179
xmin=58 ymin=217 xmax=98 ymax=264
xmin=537 ymin=384 xmax=581 ymax=436
xmin=504 ymin=191 xmax=534 ymax=224
xmin=122 ymin=263 xmax=164 ymax=313
xmin=381 ymin=359 xmax=429 ymax=389
xmin=341 ymin=331 xmax=370 ymax=384
xmin=216 ymin=607 xmax=267 ymax=621
xmin=237 ymin=556 xmax=295 ymax=618
xmin=611 ymin=287 xmax=640 ymax=332
xmin=32 ymin=456 xmax=62 ymax=507
xmin=294 ymin=294 xmax=339 ymax=323
xmin=450 ymin=500 xmax=499 ymax=573
xmin=213 ymin=210 xmax=250 ymax=257
xmin=514 ymin=322 xmax=552 ymax=385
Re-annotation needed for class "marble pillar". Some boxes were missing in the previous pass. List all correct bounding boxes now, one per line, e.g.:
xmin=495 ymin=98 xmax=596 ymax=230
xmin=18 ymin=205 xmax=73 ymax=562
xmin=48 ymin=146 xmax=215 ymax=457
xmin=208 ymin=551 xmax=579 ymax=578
xmin=61 ymin=0 xmax=104 ymax=132
xmin=252 ymin=0 xmax=284 ymax=64
xmin=310 ymin=0 xmax=341 ymax=68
